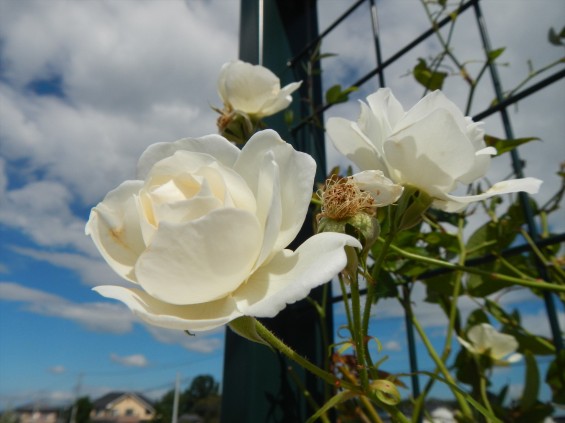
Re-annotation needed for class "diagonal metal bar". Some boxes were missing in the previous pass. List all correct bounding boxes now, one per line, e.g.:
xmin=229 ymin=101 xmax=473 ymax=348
xmin=473 ymin=0 xmax=563 ymax=351
xmin=290 ymin=0 xmax=478 ymax=135
xmin=287 ymin=0 xmax=366 ymax=68
xmin=473 ymin=68 xmax=565 ymax=121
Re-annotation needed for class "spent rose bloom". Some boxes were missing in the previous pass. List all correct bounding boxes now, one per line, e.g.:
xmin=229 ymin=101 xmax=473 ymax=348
xmin=457 ymin=323 xmax=522 ymax=364
xmin=217 ymin=60 xmax=302 ymax=118
xmin=326 ymin=88 xmax=542 ymax=212
xmin=85 ymin=130 xmax=360 ymax=332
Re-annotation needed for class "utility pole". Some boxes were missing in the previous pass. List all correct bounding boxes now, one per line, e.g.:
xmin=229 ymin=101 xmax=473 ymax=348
xmin=69 ymin=373 xmax=83 ymax=423
xmin=172 ymin=373 xmax=180 ymax=423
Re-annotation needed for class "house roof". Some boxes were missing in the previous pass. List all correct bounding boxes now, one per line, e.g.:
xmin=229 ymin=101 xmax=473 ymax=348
xmin=15 ymin=404 xmax=62 ymax=413
xmin=92 ymin=392 xmax=154 ymax=412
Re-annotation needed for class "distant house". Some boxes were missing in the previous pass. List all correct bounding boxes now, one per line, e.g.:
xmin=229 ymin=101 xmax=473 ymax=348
xmin=13 ymin=404 xmax=64 ymax=423
xmin=90 ymin=392 xmax=155 ymax=423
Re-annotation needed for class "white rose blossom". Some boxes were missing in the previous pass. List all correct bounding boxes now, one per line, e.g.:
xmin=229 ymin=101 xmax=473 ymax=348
xmin=218 ymin=60 xmax=302 ymax=118
xmin=457 ymin=323 xmax=522 ymax=364
xmin=86 ymin=130 xmax=360 ymax=332
xmin=326 ymin=88 xmax=542 ymax=212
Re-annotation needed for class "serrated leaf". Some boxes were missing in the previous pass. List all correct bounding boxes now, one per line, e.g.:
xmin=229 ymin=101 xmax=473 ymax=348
xmin=413 ymin=58 xmax=447 ymax=91
xmin=484 ymin=135 xmax=540 ymax=156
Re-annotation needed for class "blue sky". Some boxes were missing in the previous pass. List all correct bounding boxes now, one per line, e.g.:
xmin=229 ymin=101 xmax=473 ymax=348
xmin=1 ymin=0 xmax=564 ymax=413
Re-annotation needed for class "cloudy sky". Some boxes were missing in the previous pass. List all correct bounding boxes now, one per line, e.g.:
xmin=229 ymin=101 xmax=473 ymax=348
xmin=0 ymin=0 xmax=564 ymax=411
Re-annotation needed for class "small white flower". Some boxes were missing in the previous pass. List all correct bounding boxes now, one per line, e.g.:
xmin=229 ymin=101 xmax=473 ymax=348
xmin=217 ymin=60 xmax=302 ymax=118
xmin=457 ymin=323 xmax=522 ymax=364
xmin=326 ymin=88 xmax=542 ymax=212
xmin=86 ymin=130 xmax=360 ymax=332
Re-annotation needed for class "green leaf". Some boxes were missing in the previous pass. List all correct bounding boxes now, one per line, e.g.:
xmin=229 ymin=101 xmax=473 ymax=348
xmin=325 ymin=84 xmax=358 ymax=105
xmin=228 ymin=316 xmax=272 ymax=349
xmin=467 ymin=270 xmax=508 ymax=297
xmin=393 ymin=186 xmax=433 ymax=232
xmin=484 ymin=135 xmax=540 ymax=156
xmin=520 ymin=351 xmax=540 ymax=411
xmin=546 ymin=350 xmax=565 ymax=405
xmin=423 ymin=273 xmax=455 ymax=303
xmin=413 ymin=58 xmax=447 ymax=91
xmin=487 ymin=47 xmax=506 ymax=62
xmin=466 ymin=200 xmax=524 ymax=259
xmin=548 ymin=26 xmax=565 ymax=46
xmin=373 ymin=269 xmax=399 ymax=300
xmin=466 ymin=308 xmax=490 ymax=329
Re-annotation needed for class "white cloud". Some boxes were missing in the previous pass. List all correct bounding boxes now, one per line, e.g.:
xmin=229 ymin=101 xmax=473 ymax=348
xmin=0 ymin=0 xmax=240 ymax=302
xmin=48 ymin=365 xmax=66 ymax=374
xmin=10 ymin=246 xmax=126 ymax=287
xmin=0 ymin=0 xmax=239 ymax=202
xmin=110 ymin=353 xmax=149 ymax=368
xmin=0 ymin=180 xmax=94 ymax=254
xmin=145 ymin=325 xmax=224 ymax=354
xmin=520 ymin=309 xmax=565 ymax=339
xmin=0 ymin=281 xmax=224 ymax=353
xmin=0 ymin=281 xmax=135 ymax=333
xmin=383 ymin=340 xmax=402 ymax=352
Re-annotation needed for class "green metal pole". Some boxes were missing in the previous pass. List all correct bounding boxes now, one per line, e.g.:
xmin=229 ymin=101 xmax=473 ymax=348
xmin=221 ymin=1 xmax=331 ymax=422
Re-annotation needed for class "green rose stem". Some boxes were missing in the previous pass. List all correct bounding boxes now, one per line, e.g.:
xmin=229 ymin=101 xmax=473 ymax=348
xmin=477 ymin=362 xmax=496 ymax=419
xmin=520 ymin=228 xmax=565 ymax=282
xmin=412 ymin=217 xmax=467 ymax=420
xmin=349 ymin=269 xmax=370 ymax=391
xmin=410 ymin=315 xmax=474 ymax=419
xmin=253 ymin=319 xmax=353 ymax=389
xmin=363 ymin=231 xmax=395 ymax=340
xmin=254 ymin=318 xmax=410 ymax=423
xmin=338 ymin=274 xmax=355 ymax=338
xmin=286 ymin=365 xmax=330 ymax=423
xmin=351 ymin=231 xmax=396 ymax=398
xmin=386 ymin=241 xmax=565 ymax=294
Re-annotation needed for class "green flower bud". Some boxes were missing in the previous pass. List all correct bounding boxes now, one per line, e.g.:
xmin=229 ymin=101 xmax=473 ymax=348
xmin=371 ymin=379 xmax=401 ymax=406
xmin=318 ymin=213 xmax=380 ymax=248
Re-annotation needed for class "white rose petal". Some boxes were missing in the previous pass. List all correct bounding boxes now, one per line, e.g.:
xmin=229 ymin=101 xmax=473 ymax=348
xmin=217 ymin=60 xmax=302 ymax=118
xmin=327 ymin=88 xmax=542 ymax=212
xmin=350 ymin=170 xmax=404 ymax=206
xmin=87 ymin=130 xmax=359 ymax=332
xmin=457 ymin=323 xmax=521 ymax=364
xmin=233 ymin=232 xmax=361 ymax=317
